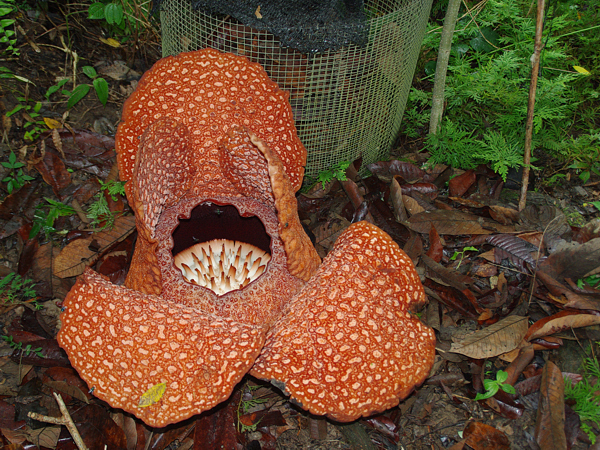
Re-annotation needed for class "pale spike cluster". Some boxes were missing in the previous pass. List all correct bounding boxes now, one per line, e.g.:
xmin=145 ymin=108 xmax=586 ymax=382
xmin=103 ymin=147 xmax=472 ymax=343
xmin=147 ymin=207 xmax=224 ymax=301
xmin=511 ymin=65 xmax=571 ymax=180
xmin=174 ymin=239 xmax=271 ymax=296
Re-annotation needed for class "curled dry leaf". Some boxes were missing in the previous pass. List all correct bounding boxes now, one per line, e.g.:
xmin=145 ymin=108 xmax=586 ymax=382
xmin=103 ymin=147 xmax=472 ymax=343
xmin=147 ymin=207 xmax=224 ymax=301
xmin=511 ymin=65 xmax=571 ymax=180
xmin=44 ymin=380 xmax=90 ymax=404
xmin=53 ymin=215 xmax=136 ymax=278
xmin=194 ymin=390 xmax=240 ymax=450
xmin=422 ymin=254 xmax=474 ymax=291
xmin=390 ymin=176 xmax=408 ymax=222
xmin=489 ymin=205 xmax=520 ymax=224
xmin=34 ymin=150 xmax=72 ymax=197
xmin=535 ymin=361 xmax=567 ymax=450
xmin=25 ymin=426 xmax=61 ymax=449
xmin=536 ymin=269 xmax=600 ymax=311
xmin=524 ymin=310 xmax=600 ymax=341
xmin=484 ymin=390 xmax=524 ymax=420
xmin=515 ymin=372 xmax=582 ymax=397
xmin=367 ymin=160 xmax=426 ymax=182
xmin=401 ymin=182 xmax=438 ymax=200
xmin=449 ymin=315 xmax=529 ymax=359
xmin=423 ymin=279 xmax=479 ymax=319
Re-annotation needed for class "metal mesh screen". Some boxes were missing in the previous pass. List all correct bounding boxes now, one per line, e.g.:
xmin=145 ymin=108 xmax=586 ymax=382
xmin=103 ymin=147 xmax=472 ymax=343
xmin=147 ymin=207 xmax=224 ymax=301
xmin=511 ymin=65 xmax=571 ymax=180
xmin=159 ymin=0 xmax=432 ymax=178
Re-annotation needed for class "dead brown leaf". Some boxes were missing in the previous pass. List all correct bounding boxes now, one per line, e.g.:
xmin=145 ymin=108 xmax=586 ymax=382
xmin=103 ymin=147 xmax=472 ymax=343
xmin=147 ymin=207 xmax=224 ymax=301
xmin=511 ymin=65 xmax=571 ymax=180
xmin=367 ymin=160 xmax=426 ymax=182
xmin=403 ymin=193 xmax=424 ymax=216
xmin=390 ymin=176 xmax=408 ymax=222
xmin=449 ymin=315 xmax=528 ymax=359
xmin=53 ymin=215 xmax=136 ymax=278
xmin=463 ymin=421 xmax=510 ymax=450
xmin=408 ymin=210 xmax=515 ymax=235
xmin=449 ymin=169 xmax=476 ymax=198
xmin=535 ymin=361 xmax=566 ymax=450
xmin=34 ymin=149 xmax=71 ymax=198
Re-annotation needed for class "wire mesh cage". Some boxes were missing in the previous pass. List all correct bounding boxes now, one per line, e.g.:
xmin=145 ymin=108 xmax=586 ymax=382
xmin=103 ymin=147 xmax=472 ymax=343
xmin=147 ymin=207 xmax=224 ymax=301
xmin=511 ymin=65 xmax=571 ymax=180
xmin=159 ymin=0 xmax=432 ymax=179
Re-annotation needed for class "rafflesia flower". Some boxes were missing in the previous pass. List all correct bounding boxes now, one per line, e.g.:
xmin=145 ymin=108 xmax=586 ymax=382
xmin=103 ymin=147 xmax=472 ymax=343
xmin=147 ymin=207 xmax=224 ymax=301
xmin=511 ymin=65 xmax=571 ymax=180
xmin=58 ymin=49 xmax=435 ymax=427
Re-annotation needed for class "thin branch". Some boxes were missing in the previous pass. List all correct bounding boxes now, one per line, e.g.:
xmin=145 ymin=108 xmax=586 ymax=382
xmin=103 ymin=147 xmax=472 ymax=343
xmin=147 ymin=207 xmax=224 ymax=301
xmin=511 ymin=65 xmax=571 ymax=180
xmin=28 ymin=392 xmax=89 ymax=450
xmin=519 ymin=0 xmax=546 ymax=211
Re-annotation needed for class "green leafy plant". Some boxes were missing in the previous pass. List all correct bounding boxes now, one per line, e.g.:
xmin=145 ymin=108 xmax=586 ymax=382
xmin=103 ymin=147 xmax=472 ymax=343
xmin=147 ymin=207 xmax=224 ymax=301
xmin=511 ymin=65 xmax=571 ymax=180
xmin=412 ymin=0 xmax=600 ymax=181
xmin=44 ymin=78 xmax=69 ymax=101
xmin=48 ymin=65 xmax=109 ymax=109
xmin=29 ymin=198 xmax=76 ymax=240
xmin=0 ymin=272 xmax=39 ymax=309
xmin=316 ymin=160 xmax=351 ymax=188
xmin=400 ymin=88 xmax=431 ymax=139
xmin=568 ymin=146 xmax=600 ymax=184
xmin=450 ymin=246 xmax=477 ymax=269
xmin=565 ymin=347 xmax=600 ymax=444
xmin=86 ymin=180 xmax=126 ymax=229
xmin=0 ymin=0 xmax=18 ymax=56
xmin=473 ymin=131 xmax=525 ymax=182
xmin=425 ymin=120 xmax=481 ymax=169
xmin=2 ymin=150 xmax=35 ymax=193
xmin=85 ymin=66 xmax=109 ymax=106
xmin=545 ymin=172 xmax=567 ymax=186
xmin=1 ymin=335 xmax=45 ymax=358
xmin=88 ymin=0 xmax=153 ymax=39
xmin=89 ymin=1 xmax=124 ymax=28
xmin=475 ymin=370 xmax=516 ymax=401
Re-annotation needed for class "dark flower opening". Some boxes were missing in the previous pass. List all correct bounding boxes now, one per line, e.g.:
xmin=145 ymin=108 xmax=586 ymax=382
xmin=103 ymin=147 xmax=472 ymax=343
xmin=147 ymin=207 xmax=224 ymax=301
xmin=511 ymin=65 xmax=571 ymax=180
xmin=171 ymin=202 xmax=272 ymax=295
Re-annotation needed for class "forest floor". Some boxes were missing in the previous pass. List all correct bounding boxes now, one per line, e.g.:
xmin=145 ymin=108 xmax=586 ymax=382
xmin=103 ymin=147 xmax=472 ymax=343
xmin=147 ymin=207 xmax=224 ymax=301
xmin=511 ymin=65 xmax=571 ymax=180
xmin=1 ymin=7 xmax=600 ymax=450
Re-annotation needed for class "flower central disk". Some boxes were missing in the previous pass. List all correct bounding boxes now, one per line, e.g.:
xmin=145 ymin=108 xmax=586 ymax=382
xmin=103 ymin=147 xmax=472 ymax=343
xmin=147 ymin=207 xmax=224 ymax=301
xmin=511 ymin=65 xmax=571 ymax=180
xmin=174 ymin=239 xmax=271 ymax=296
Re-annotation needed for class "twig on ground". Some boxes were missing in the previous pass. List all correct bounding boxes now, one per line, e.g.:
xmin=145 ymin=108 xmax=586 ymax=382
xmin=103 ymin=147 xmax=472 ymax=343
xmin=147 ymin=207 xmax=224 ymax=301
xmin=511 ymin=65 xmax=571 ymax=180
xmin=28 ymin=392 xmax=88 ymax=450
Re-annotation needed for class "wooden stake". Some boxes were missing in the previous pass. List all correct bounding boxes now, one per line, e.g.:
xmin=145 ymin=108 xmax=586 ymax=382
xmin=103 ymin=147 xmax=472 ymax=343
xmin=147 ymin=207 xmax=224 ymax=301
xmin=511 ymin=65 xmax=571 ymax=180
xmin=519 ymin=0 xmax=546 ymax=211
xmin=429 ymin=0 xmax=461 ymax=135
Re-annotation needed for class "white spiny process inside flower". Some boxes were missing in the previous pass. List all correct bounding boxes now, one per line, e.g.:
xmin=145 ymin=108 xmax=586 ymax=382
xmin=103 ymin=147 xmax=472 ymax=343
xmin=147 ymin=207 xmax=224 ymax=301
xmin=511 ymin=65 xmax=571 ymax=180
xmin=174 ymin=239 xmax=271 ymax=295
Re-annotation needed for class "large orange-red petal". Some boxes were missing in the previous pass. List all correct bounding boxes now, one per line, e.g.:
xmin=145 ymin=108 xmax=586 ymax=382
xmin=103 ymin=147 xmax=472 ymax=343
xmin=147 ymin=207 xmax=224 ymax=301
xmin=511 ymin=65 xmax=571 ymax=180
xmin=251 ymin=221 xmax=435 ymax=422
xmin=58 ymin=269 xmax=266 ymax=427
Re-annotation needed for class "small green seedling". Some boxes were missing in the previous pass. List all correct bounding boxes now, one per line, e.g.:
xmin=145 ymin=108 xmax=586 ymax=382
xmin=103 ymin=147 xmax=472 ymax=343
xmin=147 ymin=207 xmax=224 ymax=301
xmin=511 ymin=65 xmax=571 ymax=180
xmin=2 ymin=151 xmax=35 ymax=193
xmin=577 ymin=274 xmax=600 ymax=290
xmin=5 ymin=98 xmax=47 ymax=141
xmin=81 ymin=65 xmax=109 ymax=106
xmin=1 ymin=335 xmax=45 ymax=358
xmin=47 ymin=65 xmax=109 ymax=108
xmin=30 ymin=198 xmax=76 ymax=240
xmin=89 ymin=1 xmax=124 ymax=28
xmin=450 ymin=246 xmax=478 ymax=269
xmin=0 ymin=272 xmax=38 ymax=308
xmin=569 ymin=153 xmax=600 ymax=184
xmin=475 ymin=370 xmax=516 ymax=401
